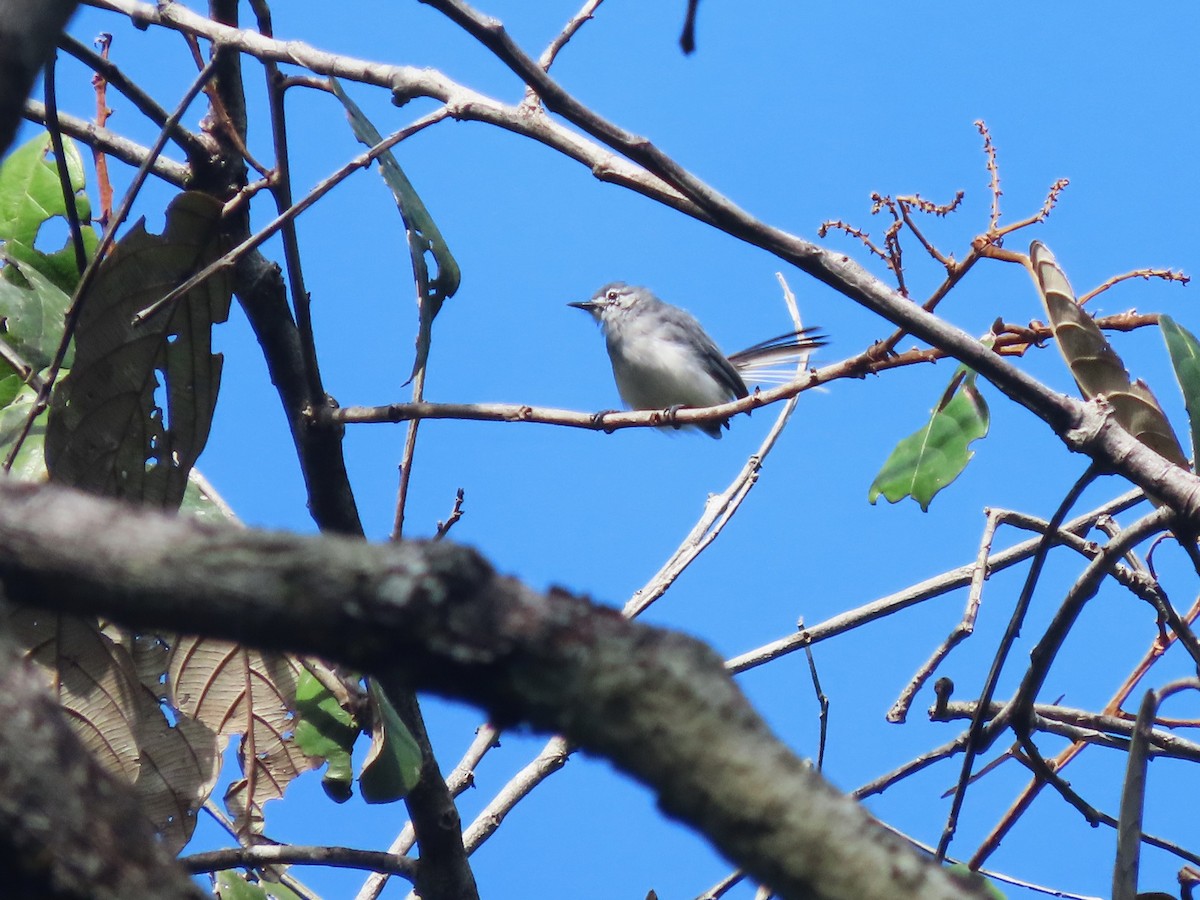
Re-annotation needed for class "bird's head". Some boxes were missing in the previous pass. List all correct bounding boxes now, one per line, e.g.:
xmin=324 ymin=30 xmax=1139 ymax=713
xmin=567 ymin=282 xmax=646 ymax=326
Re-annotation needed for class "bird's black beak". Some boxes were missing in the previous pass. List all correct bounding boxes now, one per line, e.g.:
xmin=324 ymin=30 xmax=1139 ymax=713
xmin=567 ymin=300 xmax=598 ymax=312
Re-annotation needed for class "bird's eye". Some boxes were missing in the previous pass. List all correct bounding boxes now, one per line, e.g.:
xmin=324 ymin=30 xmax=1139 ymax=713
xmin=606 ymin=289 xmax=619 ymax=301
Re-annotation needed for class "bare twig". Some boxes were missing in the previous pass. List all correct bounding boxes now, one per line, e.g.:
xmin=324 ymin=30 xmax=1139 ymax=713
xmin=131 ymin=106 xmax=450 ymax=326
xmin=799 ymin=617 xmax=829 ymax=771
xmin=931 ymin=698 xmax=1200 ymax=762
xmin=88 ymin=32 xmax=114 ymax=227
xmin=976 ymin=120 xmax=1001 ymax=232
xmin=182 ymin=844 xmax=417 ymax=879
xmin=695 ymin=870 xmax=746 ymax=900
xmin=434 ymin=489 xmax=466 ymax=540
xmin=728 ymin=489 xmax=1147 ymax=674
xmin=1078 ymin=268 xmax=1191 ymax=306
xmin=888 ymin=507 xmax=1003 ymax=724
xmin=23 ymin=99 xmax=189 ymax=185
xmin=994 ymin=178 xmax=1070 ymax=239
xmin=537 ymin=0 xmax=605 ymax=73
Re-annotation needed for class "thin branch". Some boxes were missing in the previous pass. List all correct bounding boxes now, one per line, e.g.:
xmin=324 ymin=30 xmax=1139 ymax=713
xmin=938 ymin=464 xmax=1102 ymax=860
xmin=57 ymin=33 xmax=209 ymax=159
xmin=695 ymin=870 xmax=747 ymax=900
xmin=727 ymin=489 xmax=1147 ymax=674
xmin=0 ymin=340 xmax=45 ymax=391
xmin=332 ymin=365 xmax=822 ymax=437
xmin=131 ymin=107 xmax=450 ymax=326
xmin=976 ymin=120 xmax=1001 ymax=232
xmin=1078 ymin=268 xmax=1191 ymax=306
xmin=537 ymin=0 xmax=605 ymax=72
xmin=799 ymin=617 xmax=829 ymax=771
xmin=932 ymin=698 xmax=1200 ymax=762
xmin=42 ymin=54 xmax=89 ymax=277
xmin=182 ymin=844 xmax=417 ymax=879
xmin=22 ymin=99 xmax=189 ymax=184
xmin=888 ymin=507 xmax=1003 ymax=724
xmin=994 ymin=178 xmax=1070 ymax=238
xmin=88 ymin=31 xmax=114 ymax=227
xmin=854 ymin=732 xmax=971 ymax=801
xmin=433 ymin=489 xmax=466 ymax=540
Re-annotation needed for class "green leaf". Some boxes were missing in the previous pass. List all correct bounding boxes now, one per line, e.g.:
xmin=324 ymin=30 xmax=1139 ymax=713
xmin=0 ymin=367 xmax=21 ymax=409
xmin=180 ymin=473 xmax=240 ymax=526
xmin=4 ymin=231 xmax=99 ymax=295
xmin=0 ymin=377 xmax=49 ymax=481
xmin=359 ymin=679 xmax=422 ymax=803
xmin=294 ymin=670 xmax=359 ymax=803
xmin=1029 ymin=241 xmax=1188 ymax=471
xmin=869 ymin=370 xmax=990 ymax=511
xmin=214 ymin=872 xmax=305 ymax=900
xmin=0 ymin=255 xmax=74 ymax=370
xmin=329 ymin=77 xmax=459 ymax=379
xmin=946 ymin=864 xmax=1006 ymax=899
xmin=1160 ymin=314 xmax=1200 ymax=466
xmin=45 ymin=191 xmax=232 ymax=510
xmin=0 ymin=131 xmax=92 ymax=248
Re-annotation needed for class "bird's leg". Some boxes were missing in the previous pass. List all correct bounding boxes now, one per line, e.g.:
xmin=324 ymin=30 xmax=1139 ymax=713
xmin=664 ymin=404 xmax=687 ymax=431
xmin=591 ymin=409 xmax=620 ymax=434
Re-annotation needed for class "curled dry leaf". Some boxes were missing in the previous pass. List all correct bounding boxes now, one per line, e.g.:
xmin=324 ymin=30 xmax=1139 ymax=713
xmin=1029 ymin=240 xmax=1188 ymax=471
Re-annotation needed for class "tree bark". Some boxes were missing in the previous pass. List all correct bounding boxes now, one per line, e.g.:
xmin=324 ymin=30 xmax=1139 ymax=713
xmin=0 ymin=477 xmax=996 ymax=900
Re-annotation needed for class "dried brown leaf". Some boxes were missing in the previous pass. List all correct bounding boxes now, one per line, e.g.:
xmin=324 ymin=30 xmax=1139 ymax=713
xmin=1030 ymin=241 xmax=1188 ymax=470
xmin=9 ymin=607 xmax=141 ymax=782
xmin=123 ymin=634 xmax=222 ymax=854
xmin=169 ymin=637 xmax=317 ymax=835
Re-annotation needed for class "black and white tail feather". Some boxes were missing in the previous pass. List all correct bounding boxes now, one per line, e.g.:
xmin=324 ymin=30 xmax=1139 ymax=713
xmin=727 ymin=328 xmax=827 ymax=385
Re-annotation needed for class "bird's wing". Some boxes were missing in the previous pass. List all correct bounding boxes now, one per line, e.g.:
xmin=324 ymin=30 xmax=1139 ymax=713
xmin=653 ymin=306 xmax=749 ymax=400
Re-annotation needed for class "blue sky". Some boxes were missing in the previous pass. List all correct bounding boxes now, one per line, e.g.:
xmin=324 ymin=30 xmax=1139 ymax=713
xmin=25 ymin=2 xmax=1200 ymax=898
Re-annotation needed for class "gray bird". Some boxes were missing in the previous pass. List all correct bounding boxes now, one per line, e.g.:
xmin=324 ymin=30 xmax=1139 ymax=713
xmin=569 ymin=282 xmax=825 ymax=438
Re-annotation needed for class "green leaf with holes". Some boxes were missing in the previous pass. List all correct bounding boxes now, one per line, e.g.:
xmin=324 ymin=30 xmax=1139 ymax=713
xmin=0 ymin=131 xmax=96 ymax=294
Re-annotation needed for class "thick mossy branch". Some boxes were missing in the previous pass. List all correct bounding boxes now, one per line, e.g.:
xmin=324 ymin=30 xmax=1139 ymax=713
xmin=0 ymin=478 xmax=995 ymax=900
